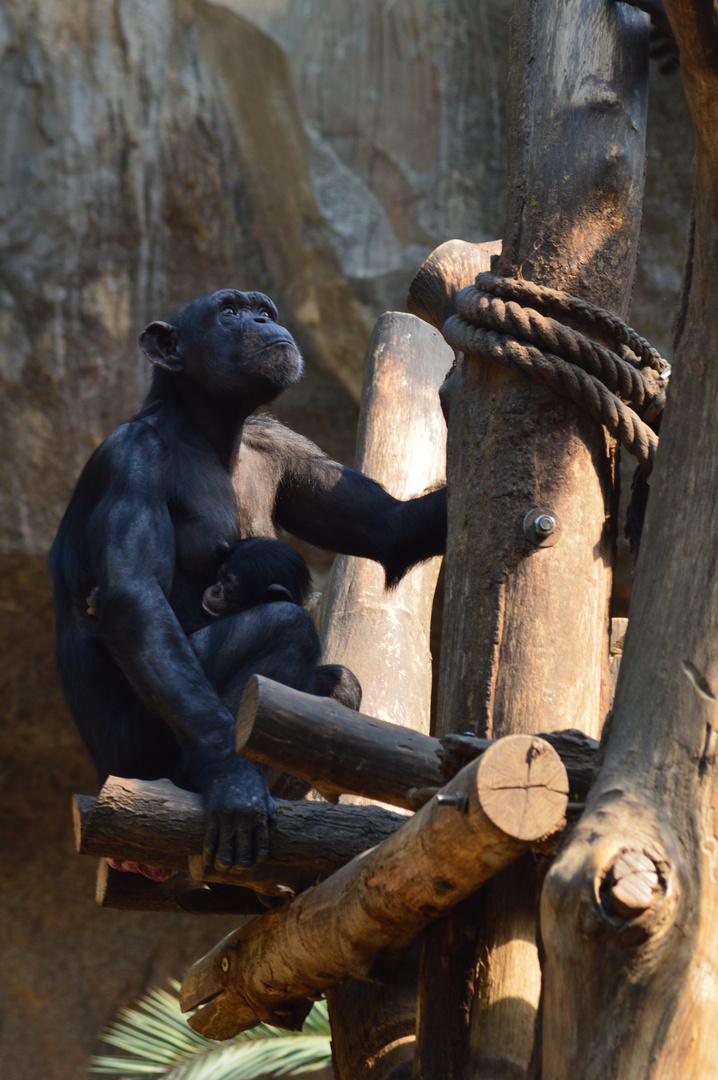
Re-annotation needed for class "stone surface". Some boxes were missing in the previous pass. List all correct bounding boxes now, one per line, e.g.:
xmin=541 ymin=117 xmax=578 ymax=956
xmin=0 ymin=1 xmax=694 ymax=1077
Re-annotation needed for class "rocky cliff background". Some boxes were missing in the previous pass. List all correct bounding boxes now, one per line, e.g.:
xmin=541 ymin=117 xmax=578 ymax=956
xmin=0 ymin=2 xmax=692 ymax=1077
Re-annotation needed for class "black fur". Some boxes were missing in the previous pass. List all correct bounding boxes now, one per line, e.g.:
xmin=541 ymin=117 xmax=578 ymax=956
xmin=50 ymin=289 xmax=445 ymax=869
xmin=202 ymin=537 xmax=312 ymax=617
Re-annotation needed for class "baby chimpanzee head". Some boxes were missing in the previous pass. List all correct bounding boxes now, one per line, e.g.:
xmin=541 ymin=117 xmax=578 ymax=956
xmin=202 ymin=537 xmax=312 ymax=618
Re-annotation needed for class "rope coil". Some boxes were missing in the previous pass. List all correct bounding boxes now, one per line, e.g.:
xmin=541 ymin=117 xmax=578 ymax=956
xmin=443 ymin=272 xmax=669 ymax=474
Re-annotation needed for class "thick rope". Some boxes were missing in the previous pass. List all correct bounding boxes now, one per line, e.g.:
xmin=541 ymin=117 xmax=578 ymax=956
xmin=443 ymin=272 xmax=670 ymax=474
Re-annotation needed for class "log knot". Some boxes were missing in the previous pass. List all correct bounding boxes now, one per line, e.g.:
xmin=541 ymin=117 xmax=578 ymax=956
xmin=443 ymin=272 xmax=670 ymax=475
xmin=601 ymin=850 xmax=664 ymax=920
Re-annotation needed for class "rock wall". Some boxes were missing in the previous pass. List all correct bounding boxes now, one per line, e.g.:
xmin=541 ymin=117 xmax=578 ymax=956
xmin=0 ymin=1 xmax=693 ymax=1077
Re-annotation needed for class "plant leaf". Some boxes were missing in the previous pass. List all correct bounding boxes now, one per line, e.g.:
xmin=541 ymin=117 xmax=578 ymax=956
xmin=91 ymin=980 xmax=331 ymax=1079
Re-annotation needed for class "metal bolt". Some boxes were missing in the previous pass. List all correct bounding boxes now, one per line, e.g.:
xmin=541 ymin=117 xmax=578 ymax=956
xmin=523 ymin=506 xmax=563 ymax=548
xmin=535 ymin=513 xmax=556 ymax=536
xmin=436 ymin=792 xmax=469 ymax=812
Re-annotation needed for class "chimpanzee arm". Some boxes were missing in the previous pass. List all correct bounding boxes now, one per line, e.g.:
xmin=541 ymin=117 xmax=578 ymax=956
xmin=87 ymin=426 xmax=275 ymax=867
xmin=264 ymin=422 xmax=446 ymax=586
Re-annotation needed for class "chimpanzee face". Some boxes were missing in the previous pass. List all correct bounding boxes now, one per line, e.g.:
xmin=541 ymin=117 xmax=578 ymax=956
xmin=201 ymin=564 xmax=240 ymax=617
xmin=139 ymin=290 xmax=303 ymax=403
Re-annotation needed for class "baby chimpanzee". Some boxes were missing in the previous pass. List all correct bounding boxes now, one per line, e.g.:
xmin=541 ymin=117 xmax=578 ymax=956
xmin=201 ymin=537 xmax=311 ymax=619
xmin=85 ymin=535 xmax=361 ymax=711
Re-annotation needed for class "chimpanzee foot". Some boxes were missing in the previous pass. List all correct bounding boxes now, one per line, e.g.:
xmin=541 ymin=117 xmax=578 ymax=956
xmin=314 ymin=664 xmax=362 ymax=711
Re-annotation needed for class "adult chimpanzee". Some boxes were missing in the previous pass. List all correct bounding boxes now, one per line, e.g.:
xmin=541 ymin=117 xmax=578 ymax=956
xmin=50 ymin=289 xmax=446 ymax=870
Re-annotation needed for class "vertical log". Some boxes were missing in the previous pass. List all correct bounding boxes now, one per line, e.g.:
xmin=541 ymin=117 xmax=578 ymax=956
xmin=540 ymin=3 xmax=718 ymax=1076
xmin=319 ymin=312 xmax=451 ymax=1079
xmin=319 ymin=311 xmax=451 ymax=731
xmin=416 ymin=1 xmax=650 ymax=1076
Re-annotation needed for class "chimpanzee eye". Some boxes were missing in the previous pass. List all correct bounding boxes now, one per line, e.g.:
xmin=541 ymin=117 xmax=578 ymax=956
xmin=220 ymin=302 xmax=236 ymax=315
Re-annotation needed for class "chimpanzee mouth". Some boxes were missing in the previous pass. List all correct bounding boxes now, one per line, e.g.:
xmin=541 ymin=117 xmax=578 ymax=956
xmin=201 ymin=601 xmax=222 ymax=618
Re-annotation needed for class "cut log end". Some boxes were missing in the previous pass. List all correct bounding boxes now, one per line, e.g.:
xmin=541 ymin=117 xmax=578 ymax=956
xmin=407 ymin=238 xmax=502 ymax=331
xmin=476 ymin=734 xmax=569 ymax=842
xmin=603 ymin=850 xmax=663 ymax=919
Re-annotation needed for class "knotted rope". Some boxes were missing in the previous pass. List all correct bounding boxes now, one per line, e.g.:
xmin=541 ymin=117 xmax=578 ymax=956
xmin=443 ymin=272 xmax=670 ymax=474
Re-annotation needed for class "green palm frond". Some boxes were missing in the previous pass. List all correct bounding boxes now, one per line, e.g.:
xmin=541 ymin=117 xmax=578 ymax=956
xmin=91 ymin=979 xmax=331 ymax=1080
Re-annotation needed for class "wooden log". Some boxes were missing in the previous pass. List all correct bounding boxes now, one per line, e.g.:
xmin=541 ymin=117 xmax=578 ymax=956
xmin=75 ymin=776 xmax=405 ymax=887
xmin=179 ymin=735 xmax=569 ymax=1040
xmin=236 ymin=674 xmax=599 ymax=805
xmin=315 ymin=309 xmax=450 ymax=1078
xmin=406 ymin=238 xmax=503 ymax=332
xmin=539 ymin=3 xmax=718 ymax=1076
xmin=236 ymin=675 xmax=444 ymax=809
xmin=415 ymin=0 xmax=651 ymax=1074
xmin=96 ymin=860 xmax=267 ymax=915
xmin=318 ymin=309 xmax=450 ymax=736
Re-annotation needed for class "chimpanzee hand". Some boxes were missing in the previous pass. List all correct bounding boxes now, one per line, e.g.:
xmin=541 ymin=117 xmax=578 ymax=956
xmin=202 ymin=757 xmax=277 ymax=869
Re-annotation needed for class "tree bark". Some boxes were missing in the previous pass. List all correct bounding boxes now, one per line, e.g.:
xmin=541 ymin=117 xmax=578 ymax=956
xmin=75 ymin=776 xmax=404 ymax=880
xmin=315 ymin=310 xmax=450 ymax=1078
xmin=96 ymin=861 xmax=267 ymax=915
xmin=416 ymin=1 xmax=650 ymax=1075
xmin=318 ymin=310 xmax=450 ymax=734
xmin=236 ymin=673 xmax=599 ymax=806
xmin=179 ymin=736 xmax=568 ymax=1041
xmin=540 ymin=4 xmax=718 ymax=1077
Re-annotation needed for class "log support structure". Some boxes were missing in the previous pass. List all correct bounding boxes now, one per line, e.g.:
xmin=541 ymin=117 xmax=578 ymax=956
xmin=179 ymin=735 xmax=568 ymax=1040
xmin=408 ymin=0 xmax=650 ymax=1073
xmin=539 ymin=4 xmax=718 ymax=1076
xmin=237 ymin=673 xmax=599 ymax=807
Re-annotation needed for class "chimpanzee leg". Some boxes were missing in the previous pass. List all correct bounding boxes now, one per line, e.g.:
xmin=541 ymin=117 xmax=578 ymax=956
xmin=190 ymin=601 xmax=322 ymax=714
xmin=191 ymin=603 xmax=324 ymax=800
xmin=58 ymin=635 xmax=184 ymax=786
xmin=314 ymin=664 xmax=362 ymax=710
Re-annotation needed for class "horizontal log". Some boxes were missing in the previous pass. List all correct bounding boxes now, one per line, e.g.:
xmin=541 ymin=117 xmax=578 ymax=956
xmin=235 ymin=675 xmax=599 ymax=807
xmin=180 ymin=734 xmax=569 ymax=1039
xmin=75 ymin=776 xmax=406 ymax=888
xmin=96 ymin=860 xmax=267 ymax=914
xmin=236 ymin=676 xmax=441 ymax=808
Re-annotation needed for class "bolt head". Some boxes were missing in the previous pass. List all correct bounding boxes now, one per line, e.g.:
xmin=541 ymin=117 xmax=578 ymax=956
xmin=536 ymin=514 xmax=556 ymax=535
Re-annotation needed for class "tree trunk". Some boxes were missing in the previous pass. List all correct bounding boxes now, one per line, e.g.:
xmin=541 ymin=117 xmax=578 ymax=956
xmin=540 ymin=3 xmax=718 ymax=1076
xmin=416 ymin=0 xmax=650 ymax=1075
xmin=179 ymin=736 xmax=568 ymax=1041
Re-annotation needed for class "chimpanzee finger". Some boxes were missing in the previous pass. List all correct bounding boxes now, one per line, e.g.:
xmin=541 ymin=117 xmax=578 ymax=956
xmin=214 ymin=814 xmax=237 ymax=870
xmin=203 ymin=817 xmax=220 ymax=867
xmin=232 ymin=815 xmax=256 ymax=868
xmin=253 ymin=810 xmax=271 ymax=863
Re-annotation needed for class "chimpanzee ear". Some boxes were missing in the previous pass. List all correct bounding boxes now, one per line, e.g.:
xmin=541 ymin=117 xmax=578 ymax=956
xmin=139 ymin=321 xmax=183 ymax=373
xmin=214 ymin=539 xmax=232 ymax=559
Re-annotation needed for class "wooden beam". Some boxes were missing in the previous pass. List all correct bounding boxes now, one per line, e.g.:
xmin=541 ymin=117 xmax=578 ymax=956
xmin=415 ymin=0 xmax=651 ymax=1074
xmin=540 ymin=2 xmax=718 ymax=1075
xmin=406 ymin=238 xmax=503 ymax=332
xmin=96 ymin=860 xmax=267 ymax=915
xmin=236 ymin=675 xmax=443 ymax=809
xmin=318 ymin=310 xmax=450 ymax=735
xmin=236 ymin=674 xmax=599 ymax=806
xmin=179 ymin=735 xmax=569 ymax=1040
xmin=75 ymin=776 xmax=405 ymax=887
xmin=313 ymin=309 xmax=451 ymax=1078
